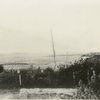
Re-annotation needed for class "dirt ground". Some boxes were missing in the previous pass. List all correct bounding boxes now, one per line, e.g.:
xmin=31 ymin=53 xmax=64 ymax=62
xmin=0 ymin=88 xmax=77 ymax=99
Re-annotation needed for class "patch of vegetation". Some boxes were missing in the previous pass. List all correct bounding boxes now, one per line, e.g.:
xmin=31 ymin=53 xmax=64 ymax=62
xmin=0 ymin=54 xmax=100 ymax=99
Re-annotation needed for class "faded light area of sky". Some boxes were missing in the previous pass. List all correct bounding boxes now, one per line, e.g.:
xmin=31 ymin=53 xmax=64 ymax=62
xmin=0 ymin=0 xmax=100 ymax=56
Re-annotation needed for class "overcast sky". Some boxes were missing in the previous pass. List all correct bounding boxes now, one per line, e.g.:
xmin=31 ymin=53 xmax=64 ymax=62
xmin=0 ymin=0 xmax=100 ymax=56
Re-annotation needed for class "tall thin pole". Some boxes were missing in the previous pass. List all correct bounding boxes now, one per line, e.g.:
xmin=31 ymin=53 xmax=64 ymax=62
xmin=51 ymin=31 xmax=56 ymax=67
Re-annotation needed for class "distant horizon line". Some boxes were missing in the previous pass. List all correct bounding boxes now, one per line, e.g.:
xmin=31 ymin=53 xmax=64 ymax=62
xmin=0 ymin=51 xmax=99 ymax=56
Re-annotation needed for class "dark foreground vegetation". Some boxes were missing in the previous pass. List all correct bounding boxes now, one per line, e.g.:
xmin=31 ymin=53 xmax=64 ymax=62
xmin=0 ymin=54 xmax=100 ymax=98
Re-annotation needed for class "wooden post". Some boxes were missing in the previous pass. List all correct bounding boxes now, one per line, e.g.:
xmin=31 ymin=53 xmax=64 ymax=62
xmin=17 ymin=70 xmax=22 ymax=87
xmin=73 ymin=71 xmax=75 ymax=87
xmin=19 ymin=74 xmax=22 ymax=86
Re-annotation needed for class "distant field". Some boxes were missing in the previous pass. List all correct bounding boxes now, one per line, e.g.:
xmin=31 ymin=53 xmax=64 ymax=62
xmin=0 ymin=53 xmax=81 ymax=65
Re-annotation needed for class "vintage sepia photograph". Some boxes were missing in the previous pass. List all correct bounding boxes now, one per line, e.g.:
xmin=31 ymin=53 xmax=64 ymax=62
xmin=0 ymin=0 xmax=100 ymax=99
